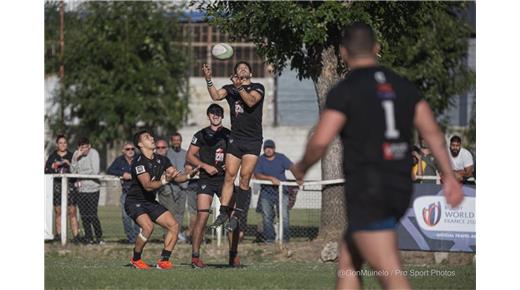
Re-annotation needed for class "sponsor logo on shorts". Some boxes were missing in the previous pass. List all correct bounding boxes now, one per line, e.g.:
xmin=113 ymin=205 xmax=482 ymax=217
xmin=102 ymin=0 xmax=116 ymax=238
xmin=201 ymin=185 xmax=206 ymax=189
xmin=136 ymin=204 xmax=141 ymax=208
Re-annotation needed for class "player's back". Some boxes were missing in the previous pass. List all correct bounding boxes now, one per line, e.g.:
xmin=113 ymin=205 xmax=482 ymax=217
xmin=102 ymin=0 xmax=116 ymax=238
xmin=326 ymin=65 xmax=422 ymax=176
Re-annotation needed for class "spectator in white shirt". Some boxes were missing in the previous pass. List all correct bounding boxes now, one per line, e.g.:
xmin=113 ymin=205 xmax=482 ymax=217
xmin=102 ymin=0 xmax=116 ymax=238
xmin=448 ymin=135 xmax=474 ymax=183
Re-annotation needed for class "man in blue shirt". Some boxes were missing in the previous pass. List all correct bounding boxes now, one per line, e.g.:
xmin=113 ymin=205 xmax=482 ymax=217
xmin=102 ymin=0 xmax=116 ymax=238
xmin=107 ymin=142 xmax=140 ymax=243
xmin=254 ymin=140 xmax=296 ymax=242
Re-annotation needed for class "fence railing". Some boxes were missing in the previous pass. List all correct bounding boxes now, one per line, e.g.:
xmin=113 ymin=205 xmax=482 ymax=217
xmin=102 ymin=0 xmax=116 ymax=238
xmin=45 ymin=174 xmax=475 ymax=247
xmin=46 ymin=174 xmax=119 ymax=246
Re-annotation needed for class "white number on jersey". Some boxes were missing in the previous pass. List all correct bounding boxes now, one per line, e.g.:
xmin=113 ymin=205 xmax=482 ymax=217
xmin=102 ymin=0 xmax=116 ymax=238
xmin=382 ymin=100 xmax=400 ymax=139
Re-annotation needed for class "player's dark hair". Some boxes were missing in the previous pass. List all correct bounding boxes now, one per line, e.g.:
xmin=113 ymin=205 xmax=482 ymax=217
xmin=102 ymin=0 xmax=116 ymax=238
xmin=206 ymin=103 xmax=224 ymax=116
xmin=55 ymin=134 xmax=67 ymax=143
xmin=340 ymin=22 xmax=376 ymax=57
xmin=133 ymin=130 xmax=151 ymax=150
xmin=77 ymin=137 xmax=90 ymax=146
xmin=234 ymin=61 xmax=252 ymax=74
xmin=450 ymin=135 xmax=462 ymax=144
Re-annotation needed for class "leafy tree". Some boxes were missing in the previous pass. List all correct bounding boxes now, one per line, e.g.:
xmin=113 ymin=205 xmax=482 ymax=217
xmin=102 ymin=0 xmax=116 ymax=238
xmin=201 ymin=0 xmax=475 ymax=241
xmin=45 ymin=1 xmax=189 ymax=148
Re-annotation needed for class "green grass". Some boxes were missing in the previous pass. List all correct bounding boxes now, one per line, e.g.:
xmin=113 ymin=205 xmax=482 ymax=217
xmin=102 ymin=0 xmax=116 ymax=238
xmin=45 ymin=244 xmax=475 ymax=289
xmin=59 ymin=206 xmax=321 ymax=241
xmin=49 ymin=206 xmax=475 ymax=289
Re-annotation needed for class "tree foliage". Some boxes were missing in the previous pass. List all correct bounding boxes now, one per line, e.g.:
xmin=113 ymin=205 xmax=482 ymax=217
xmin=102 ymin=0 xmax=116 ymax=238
xmin=200 ymin=0 xmax=475 ymax=239
xmin=201 ymin=1 xmax=474 ymax=117
xmin=45 ymin=1 xmax=189 ymax=147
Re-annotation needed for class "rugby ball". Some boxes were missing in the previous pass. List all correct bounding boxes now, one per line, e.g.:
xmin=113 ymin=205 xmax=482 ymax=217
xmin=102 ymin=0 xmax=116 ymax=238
xmin=212 ymin=43 xmax=234 ymax=60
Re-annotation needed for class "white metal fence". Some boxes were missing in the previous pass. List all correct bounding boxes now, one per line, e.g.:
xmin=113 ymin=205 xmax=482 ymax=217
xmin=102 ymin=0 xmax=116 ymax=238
xmin=45 ymin=174 xmax=474 ymax=247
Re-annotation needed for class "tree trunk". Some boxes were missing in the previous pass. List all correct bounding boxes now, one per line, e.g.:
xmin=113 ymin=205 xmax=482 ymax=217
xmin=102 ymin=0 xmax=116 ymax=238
xmin=314 ymin=46 xmax=347 ymax=242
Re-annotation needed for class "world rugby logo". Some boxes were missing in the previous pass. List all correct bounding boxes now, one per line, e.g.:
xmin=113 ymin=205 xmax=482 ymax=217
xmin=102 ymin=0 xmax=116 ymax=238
xmin=422 ymin=202 xmax=441 ymax=226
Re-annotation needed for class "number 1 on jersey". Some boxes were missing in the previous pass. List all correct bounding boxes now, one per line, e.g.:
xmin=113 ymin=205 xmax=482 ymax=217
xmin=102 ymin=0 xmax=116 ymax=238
xmin=382 ymin=100 xmax=400 ymax=139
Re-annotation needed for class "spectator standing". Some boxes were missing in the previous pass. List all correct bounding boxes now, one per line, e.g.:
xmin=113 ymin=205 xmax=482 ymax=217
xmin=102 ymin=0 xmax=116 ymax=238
xmin=166 ymin=133 xmax=197 ymax=242
xmin=253 ymin=139 xmax=295 ymax=242
xmin=107 ymin=142 xmax=140 ymax=243
xmin=44 ymin=134 xmax=81 ymax=243
xmin=71 ymin=137 xmax=104 ymax=244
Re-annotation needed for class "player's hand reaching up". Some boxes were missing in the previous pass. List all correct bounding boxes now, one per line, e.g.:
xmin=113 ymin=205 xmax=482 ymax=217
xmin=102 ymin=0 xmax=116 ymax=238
xmin=202 ymin=64 xmax=212 ymax=80
xmin=442 ymin=176 xmax=464 ymax=208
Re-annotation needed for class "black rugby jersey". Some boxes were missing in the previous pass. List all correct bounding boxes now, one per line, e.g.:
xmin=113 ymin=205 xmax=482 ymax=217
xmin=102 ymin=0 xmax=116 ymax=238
xmin=222 ymin=82 xmax=264 ymax=141
xmin=127 ymin=153 xmax=173 ymax=202
xmin=325 ymin=65 xmax=422 ymax=175
xmin=191 ymin=126 xmax=231 ymax=180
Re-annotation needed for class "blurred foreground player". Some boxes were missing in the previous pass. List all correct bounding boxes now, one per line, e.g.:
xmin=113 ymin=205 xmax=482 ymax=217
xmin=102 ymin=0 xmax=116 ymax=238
xmin=292 ymin=23 xmax=464 ymax=289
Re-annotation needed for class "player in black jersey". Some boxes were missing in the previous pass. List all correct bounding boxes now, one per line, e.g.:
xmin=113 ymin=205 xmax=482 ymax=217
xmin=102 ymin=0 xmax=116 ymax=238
xmin=185 ymin=104 xmax=242 ymax=267
xmin=292 ymin=23 xmax=464 ymax=289
xmin=202 ymin=62 xmax=264 ymax=233
xmin=125 ymin=129 xmax=198 ymax=270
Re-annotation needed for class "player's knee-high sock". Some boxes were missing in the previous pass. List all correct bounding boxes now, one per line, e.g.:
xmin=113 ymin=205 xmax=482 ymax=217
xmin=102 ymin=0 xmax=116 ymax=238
xmin=234 ymin=187 xmax=251 ymax=219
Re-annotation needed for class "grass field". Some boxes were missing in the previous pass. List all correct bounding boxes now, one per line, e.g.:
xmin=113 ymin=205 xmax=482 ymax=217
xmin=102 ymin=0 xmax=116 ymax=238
xmin=45 ymin=241 xmax=475 ymax=289
xmin=58 ymin=206 xmax=321 ymax=242
xmin=47 ymin=206 xmax=475 ymax=289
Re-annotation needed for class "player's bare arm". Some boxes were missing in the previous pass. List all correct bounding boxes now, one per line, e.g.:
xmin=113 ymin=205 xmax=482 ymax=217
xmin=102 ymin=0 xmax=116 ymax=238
xmin=202 ymin=64 xmax=227 ymax=101
xmin=137 ymin=172 xmax=167 ymax=191
xmin=414 ymin=100 xmax=464 ymax=207
xmin=292 ymin=109 xmax=347 ymax=182
xmin=186 ymin=143 xmax=218 ymax=176
xmin=170 ymin=164 xmax=200 ymax=183
xmin=231 ymin=75 xmax=262 ymax=107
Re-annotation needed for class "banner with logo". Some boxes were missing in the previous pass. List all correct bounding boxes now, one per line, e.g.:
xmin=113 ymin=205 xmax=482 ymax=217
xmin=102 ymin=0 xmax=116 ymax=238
xmin=397 ymin=184 xmax=476 ymax=252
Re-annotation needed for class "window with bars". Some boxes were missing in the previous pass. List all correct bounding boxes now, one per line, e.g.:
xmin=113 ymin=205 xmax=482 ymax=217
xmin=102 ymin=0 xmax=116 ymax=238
xmin=180 ymin=23 xmax=267 ymax=78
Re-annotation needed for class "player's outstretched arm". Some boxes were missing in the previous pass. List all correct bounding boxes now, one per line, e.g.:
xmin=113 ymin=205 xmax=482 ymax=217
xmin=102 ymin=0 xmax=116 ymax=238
xmin=137 ymin=172 xmax=165 ymax=192
xmin=292 ymin=109 xmax=347 ymax=183
xmin=414 ymin=100 xmax=464 ymax=207
xmin=202 ymin=64 xmax=227 ymax=101
xmin=172 ymin=164 xmax=201 ymax=183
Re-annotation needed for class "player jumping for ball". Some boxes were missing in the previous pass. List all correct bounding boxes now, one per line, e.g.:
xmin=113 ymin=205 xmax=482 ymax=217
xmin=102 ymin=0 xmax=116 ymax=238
xmin=292 ymin=23 xmax=464 ymax=289
xmin=202 ymin=62 xmax=264 ymax=247
xmin=125 ymin=130 xmax=199 ymax=269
